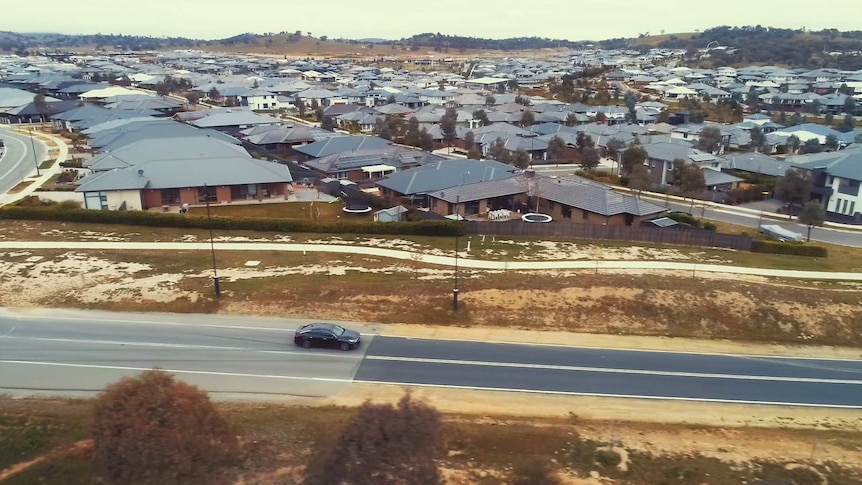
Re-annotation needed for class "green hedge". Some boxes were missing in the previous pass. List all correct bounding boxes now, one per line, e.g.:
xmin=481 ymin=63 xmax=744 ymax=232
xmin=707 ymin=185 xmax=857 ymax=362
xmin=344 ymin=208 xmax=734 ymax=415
xmin=0 ymin=207 xmax=465 ymax=237
xmin=751 ymin=240 xmax=828 ymax=258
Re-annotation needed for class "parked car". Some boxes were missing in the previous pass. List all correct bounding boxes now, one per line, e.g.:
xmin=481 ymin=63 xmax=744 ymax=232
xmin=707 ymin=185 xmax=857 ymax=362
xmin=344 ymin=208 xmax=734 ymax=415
xmin=294 ymin=323 xmax=361 ymax=351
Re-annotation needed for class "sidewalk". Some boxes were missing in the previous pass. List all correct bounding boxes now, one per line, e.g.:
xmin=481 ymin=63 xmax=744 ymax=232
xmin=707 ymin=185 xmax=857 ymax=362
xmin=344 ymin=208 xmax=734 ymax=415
xmin=1 ymin=240 xmax=861 ymax=281
xmin=0 ymin=129 xmax=69 ymax=207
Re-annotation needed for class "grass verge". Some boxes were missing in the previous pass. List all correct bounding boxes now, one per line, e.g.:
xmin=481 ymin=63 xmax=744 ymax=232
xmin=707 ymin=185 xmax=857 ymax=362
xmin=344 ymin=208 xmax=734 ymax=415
xmin=6 ymin=181 xmax=34 ymax=194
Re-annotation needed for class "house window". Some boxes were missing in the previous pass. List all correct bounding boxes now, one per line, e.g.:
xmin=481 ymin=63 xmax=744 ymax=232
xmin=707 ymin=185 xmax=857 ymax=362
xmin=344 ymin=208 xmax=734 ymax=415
xmin=263 ymin=103 xmax=269 ymax=109
xmin=850 ymin=201 xmax=856 ymax=214
xmin=335 ymin=171 xmax=349 ymax=180
xmin=842 ymin=199 xmax=849 ymax=214
xmin=85 ymin=192 xmax=108 ymax=210
xmin=582 ymin=209 xmax=589 ymax=220
xmin=162 ymin=188 xmax=180 ymax=204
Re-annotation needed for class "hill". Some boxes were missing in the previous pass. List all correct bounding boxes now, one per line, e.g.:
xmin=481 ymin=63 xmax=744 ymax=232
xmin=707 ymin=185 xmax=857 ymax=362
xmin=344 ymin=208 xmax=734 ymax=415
xmin=642 ymin=26 xmax=862 ymax=69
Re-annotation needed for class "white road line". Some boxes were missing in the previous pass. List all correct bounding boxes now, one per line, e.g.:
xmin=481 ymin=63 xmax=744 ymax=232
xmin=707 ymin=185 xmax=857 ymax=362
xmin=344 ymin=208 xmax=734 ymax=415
xmin=0 ymin=314 xmax=299 ymax=332
xmin=0 ymin=336 xmax=363 ymax=359
xmin=0 ymin=360 xmax=355 ymax=383
xmin=365 ymin=355 xmax=862 ymax=385
xmin=0 ymin=360 xmax=859 ymax=409
xmin=350 ymin=381 xmax=862 ymax=410
xmin=375 ymin=334 xmax=862 ymax=363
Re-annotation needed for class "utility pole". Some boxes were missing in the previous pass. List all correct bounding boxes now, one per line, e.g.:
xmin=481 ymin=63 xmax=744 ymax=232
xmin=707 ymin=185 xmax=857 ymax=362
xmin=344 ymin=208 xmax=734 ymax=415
xmin=453 ymin=193 xmax=460 ymax=312
xmin=204 ymin=184 xmax=220 ymax=298
xmin=28 ymin=125 xmax=40 ymax=176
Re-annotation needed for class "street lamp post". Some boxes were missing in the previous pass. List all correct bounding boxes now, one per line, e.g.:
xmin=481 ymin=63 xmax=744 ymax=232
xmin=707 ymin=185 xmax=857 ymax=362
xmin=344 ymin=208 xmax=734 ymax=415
xmin=28 ymin=126 xmax=40 ymax=177
xmin=204 ymin=184 xmax=220 ymax=298
xmin=452 ymin=171 xmax=469 ymax=312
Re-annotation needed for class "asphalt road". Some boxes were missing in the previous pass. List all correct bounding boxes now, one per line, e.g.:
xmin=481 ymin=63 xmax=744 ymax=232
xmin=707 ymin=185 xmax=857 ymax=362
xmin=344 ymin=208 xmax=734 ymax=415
xmin=0 ymin=126 xmax=46 ymax=195
xmin=1 ymin=309 xmax=860 ymax=408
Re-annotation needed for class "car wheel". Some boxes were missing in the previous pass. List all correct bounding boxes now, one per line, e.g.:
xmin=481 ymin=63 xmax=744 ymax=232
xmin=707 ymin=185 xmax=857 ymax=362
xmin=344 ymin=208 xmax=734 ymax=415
xmin=339 ymin=342 xmax=350 ymax=351
xmin=301 ymin=339 xmax=312 ymax=349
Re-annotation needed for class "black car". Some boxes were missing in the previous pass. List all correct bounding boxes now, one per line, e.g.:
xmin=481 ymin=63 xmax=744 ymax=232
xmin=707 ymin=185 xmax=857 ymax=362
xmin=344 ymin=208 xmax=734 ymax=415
xmin=294 ymin=323 xmax=361 ymax=351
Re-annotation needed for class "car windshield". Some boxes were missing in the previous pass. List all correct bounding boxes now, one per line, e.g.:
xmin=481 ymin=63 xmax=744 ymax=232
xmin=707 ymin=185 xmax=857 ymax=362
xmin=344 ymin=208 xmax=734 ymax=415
xmin=331 ymin=325 xmax=346 ymax=336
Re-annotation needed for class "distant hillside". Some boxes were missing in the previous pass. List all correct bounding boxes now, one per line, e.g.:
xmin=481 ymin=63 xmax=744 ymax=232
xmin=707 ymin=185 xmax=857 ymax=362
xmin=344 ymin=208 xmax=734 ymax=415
xmin=641 ymin=26 xmax=862 ymax=69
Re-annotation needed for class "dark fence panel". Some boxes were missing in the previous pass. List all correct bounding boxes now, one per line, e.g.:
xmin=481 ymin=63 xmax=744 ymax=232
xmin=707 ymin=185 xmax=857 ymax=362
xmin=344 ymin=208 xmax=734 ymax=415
xmin=464 ymin=221 xmax=752 ymax=251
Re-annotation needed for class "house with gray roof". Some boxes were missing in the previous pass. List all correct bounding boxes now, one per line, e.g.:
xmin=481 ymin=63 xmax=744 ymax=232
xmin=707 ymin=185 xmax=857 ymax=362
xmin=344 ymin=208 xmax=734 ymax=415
xmin=536 ymin=175 xmax=666 ymax=226
xmin=376 ymin=158 xmax=515 ymax=207
xmin=186 ymin=109 xmax=280 ymax=134
xmin=293 ymin=135 xmax=392 ymax=160
xmin=304 ymin=147 xmax=445 ymax=183
xmin=789 ymin=145 xmax=862 ymax=220
xmin=76 ymin=137 xmax=293 ymax=211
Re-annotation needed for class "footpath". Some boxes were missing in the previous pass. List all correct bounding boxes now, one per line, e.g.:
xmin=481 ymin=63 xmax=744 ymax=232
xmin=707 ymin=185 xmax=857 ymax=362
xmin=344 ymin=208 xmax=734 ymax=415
xmin=0 ymin=128 xmax=69 ymax=207
xmin=2 ymin=240 xmax=861 ymax=281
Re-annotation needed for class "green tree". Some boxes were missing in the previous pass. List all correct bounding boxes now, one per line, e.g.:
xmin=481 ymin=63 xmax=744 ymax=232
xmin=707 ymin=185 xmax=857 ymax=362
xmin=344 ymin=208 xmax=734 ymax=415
xmin=294 ymin=95 xmax=306 ymax=117
xmin=405 ymin=116 xmax=421 ymax=146
xmin=802 ymin=137 xmax=822 ymax=154
xmin=321 ymin=115 xmax=335 ymax=131
xmin=512 ymin=149 xmax=531 ymax=169
xmin=786 ymin=134 xmax=801 ymax=153
xmin=485 ymin=95 xmax=496 ymax=107
xmin=604 ymin=137 xmax=625 ymax=162
xmin=490 ymin=137 xmax=510 ymax=163
xmin=825 ymin=113 xmax=834 ymax=126
xmin=520 ymin=110 xmax=535 ymax=127
xmin=374 ymin=118 xmax=392 ymax=140
xmin=92 ymin=370 xmax=239 ymax=485
xmin=620 ymin=144 xmax=648 ymax=176
xmin=565 ymin=112 xmax=578 ymax=127
xmin=185 ymin=91 xmax=202 ymax=109
xmin=207 ymin=87 xmax=221 ymax=100
xmin=463 ymin=130 xmax=475 ymax=152
xmin=775 ymin=168 xmax=812 ymax=215
xmin=441 ymin=107 xmax=458 ymax=148
xmin=419 ymin=128 xmax=434 ymax=151
xmin=547 ymin=135 xmax=567 ymax=161
xmin=576 ymin=132 xmax=594 ymax=151
xmin=581 ymin=146 xmax=600 ymax=171
xmin=627 ymin=164 xmax=652 ymax=197
xmin=790 ymin=112 xmax=803 ymax=126
xmin=304 ymin=393 xmax=442 ymax=485
xmin=386 ymin=94 xmax=397 ymax=104
xmin=672 ymin=160 xmax=706 ymax=211
xmin=697 ymin=126 xmax=722 ymax=153
xmin=825 ymin=134 xmax=840 ymax=151
xmin=750 ymin=125 xmax=766 ymax=152
xmin=473 ymin=109 xmax=490 ymax=127
xmin=840 ymin=114 xmax=856 ymax=133
xmin=844 ymin=96 xmax=857 ymax=115
xmin=798 ymin=200 xmax=826 ymax=241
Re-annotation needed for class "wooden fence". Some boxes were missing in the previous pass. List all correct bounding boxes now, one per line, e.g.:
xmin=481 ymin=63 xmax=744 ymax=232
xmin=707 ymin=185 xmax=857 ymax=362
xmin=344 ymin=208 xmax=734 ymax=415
xmin=464 ymin=221 xmax=753 ymax=251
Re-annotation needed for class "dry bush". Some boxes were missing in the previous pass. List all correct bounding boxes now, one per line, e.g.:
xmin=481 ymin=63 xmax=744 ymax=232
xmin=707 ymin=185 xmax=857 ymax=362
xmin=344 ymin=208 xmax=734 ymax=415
xmin=91 ymin=369 xmax=239 ymax=485
xmin=304 ymin=392 xmax=442 ymax=485
xmin=510 ymin=458 xmax=562 ymax=485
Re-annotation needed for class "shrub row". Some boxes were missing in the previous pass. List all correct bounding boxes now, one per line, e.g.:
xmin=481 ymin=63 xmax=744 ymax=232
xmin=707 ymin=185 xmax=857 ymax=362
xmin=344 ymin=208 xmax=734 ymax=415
xmin=751 ymin=240 xmax=828 ymax=257
xmin=666 ymin=212 xmax=717 ymax=232
xmin=0 ymin=206 xmax=466 ymax=237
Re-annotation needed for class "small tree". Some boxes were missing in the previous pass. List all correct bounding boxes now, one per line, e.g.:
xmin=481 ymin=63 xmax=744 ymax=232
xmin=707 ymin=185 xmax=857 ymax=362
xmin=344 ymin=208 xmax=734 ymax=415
xmin=512 ymin=149 xmax=531 ymax=169
xmin=750 ymin=125 xmax=766 ymax=152
xmin=786 ymin=134 xmax=801 ymax=154
xmin=321 ymin=115 xmax=335 ymax=131
xmin=184 ymin=91 xmax=202 ymax=108
xmin=464 ymin=130 xmax=475 ymax=152
xmin=419 ymin=128 xmax=434 ymax=151
xmin=405 ymin=116 xmax=421 ymax=146
xmin=295 ymin=95 xmax=306 ymax=117
xmin=547 ymin=135 xmax=567 ymax=161
xmin=604 ymin=137 xmax=625 ymax=162
xmin=473 ymin=109 xmax=490 ymax=127
xmin=840 ymin=114 xmax=856 ymax=133
xmin=581 ymin=146 xmax=600 ymax=171
xmin=775 ymin=168 xmax=813 ymax=216
xmin=441 ymin=107 xmax=458 ymax=148
xmin=207 ymin=87 xmax=221 ymax=100
xmin=386 ymin=94 xmax=397 ymax=104
xmin=697 ymin=126 xmax=722 ymax=153
xmin=627 ymin=164 xmax=652 ymax=197
xmin=92 ymin=370 xmax=238 ymax=485
xmin=802 ymin=137 xmax=822 ymax=154
xmin=565 ymin=112 xmax=578 ymax=126
xmin=490 ymin=137 xmax=510 ymax=163
xmin=620 ymin=144 xmax=647 ymax=176
xmin=304 ymin=393 xmax=442 ymax=485
xmin=844 ymin=96 xmax=857 ymax=115
xmin=799 ymin=200 xmax=826 ymax=241
xmin=520 ymin=110 xmax=535 ymax=127
xmin=672 ymin=160 xmax=705 ymax=211
xmin=485 ymin=95 xmax=496 ymax=107
xmin=825 ymin=113 xmax=835 ymax=126
xmin=825 ymin=134 xmax=840 ymax=151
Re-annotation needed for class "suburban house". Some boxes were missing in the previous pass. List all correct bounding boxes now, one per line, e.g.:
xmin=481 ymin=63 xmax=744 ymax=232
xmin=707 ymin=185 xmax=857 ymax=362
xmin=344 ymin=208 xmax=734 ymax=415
xmin=377 ymin=158 xmax=516 ymax=208
xmin=240 ymin=123 xmax=338 ymax=158
xmin=236 ymin=88 xmax=280 ymax=111
xmin=292 ymin=135 xmax=392 ymax=161
xmin=303 ymin=147 xmax=445 ymax=183
xmin=76 ymin=136 xmax=293 ymax=210
xmin=185 ymin=108 xmax=280 ymax=135
xmin=642 ymin=141 xmax=724 ymax=186
xmin=789 ymin=145 xmax=862 ymax=221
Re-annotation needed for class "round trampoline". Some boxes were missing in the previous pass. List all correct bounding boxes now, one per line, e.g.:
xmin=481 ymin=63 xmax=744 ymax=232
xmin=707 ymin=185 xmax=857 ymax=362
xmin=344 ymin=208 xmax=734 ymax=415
xmin=343 ymin=205 xmax=372 ymax=214
xmin=521 ymin=213 xmax=553 ymax=223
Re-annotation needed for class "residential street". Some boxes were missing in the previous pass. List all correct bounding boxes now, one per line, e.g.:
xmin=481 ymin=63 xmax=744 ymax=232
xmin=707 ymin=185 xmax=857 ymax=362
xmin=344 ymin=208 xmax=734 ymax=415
xmin=0 ymin=126 xmax=46 ymax=195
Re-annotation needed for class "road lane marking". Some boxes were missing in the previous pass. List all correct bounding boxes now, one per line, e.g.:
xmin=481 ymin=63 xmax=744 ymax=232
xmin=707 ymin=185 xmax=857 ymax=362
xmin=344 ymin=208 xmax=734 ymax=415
xmin=3 ymin=310 xmax=860 ymax=364
xmin=1 ymin=360 xmax=860 ymax=410
xmin=0 ymin=360 xmax=357 ymax=383
xmin=0 ymin=336 xmax=364 ymax=360
xmin=364 ymin=355 xmax=862 ymax=385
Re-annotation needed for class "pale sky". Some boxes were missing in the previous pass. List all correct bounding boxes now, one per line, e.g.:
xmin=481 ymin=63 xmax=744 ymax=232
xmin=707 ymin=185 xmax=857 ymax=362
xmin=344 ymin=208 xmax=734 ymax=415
xmin=11 ymin=0 xmax=862 ymax=42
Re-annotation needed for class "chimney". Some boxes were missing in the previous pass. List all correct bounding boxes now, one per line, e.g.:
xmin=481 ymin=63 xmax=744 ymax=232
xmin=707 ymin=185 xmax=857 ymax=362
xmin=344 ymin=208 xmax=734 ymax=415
xmin=137 ymin=169 xmax=144 ymax=176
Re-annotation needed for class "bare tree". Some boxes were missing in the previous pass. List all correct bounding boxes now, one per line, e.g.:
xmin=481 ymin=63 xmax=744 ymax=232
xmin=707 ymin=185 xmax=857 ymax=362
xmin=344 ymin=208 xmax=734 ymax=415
xmin=697 ymin=126 xmax=722 ymax=153
xmin=92 ymin=370 xmax=239 ymax=485
xmin=627 ymin=164 xmax=652 ymax=197
xmin=304 ymin=393 xmax=442 ymax=485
